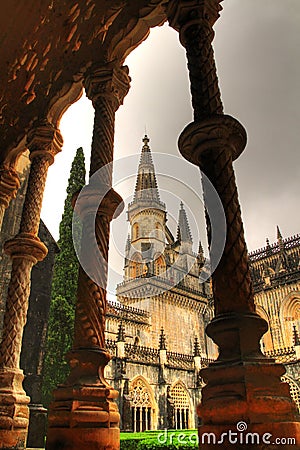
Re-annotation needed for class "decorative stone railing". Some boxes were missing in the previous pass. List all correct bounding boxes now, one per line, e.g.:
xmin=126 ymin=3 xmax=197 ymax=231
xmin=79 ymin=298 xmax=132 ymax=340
xmin=264 ymin=347 xmax=298 ymax=364
xmin=107 ymin=300 xmax=150 ymax=325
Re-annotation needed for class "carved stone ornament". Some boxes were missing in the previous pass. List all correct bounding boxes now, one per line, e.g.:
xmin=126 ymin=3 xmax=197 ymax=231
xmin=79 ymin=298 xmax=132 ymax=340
xmin=0 ymin=165 xmax=20 ymax=209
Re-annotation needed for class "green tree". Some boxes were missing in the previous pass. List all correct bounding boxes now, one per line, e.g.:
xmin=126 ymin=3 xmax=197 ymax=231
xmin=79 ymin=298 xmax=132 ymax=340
xmin=42 ymin=147 xmax=86 ymax=406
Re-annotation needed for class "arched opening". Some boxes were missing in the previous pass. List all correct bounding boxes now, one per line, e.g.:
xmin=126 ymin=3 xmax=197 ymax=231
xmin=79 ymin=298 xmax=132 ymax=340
xmin=133 ymin=223 xmax=140 ymax=241
xmin=170 ymin=380 xmax=192 ymax=430
xmin=280 ymin=293 xmax=300 ymax=347
xmin=154 ymin=254 xmax=166 ymax=277
xmin=256 ymin=305 xmax=273 ymax=352
xmin=129 ymin=376 xmax=157 ymax=432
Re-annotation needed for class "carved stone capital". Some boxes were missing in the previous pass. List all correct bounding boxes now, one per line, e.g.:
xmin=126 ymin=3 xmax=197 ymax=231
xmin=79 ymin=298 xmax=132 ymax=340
xmin=73 ymin=186 xmax=124 ymax=221
xmin=4 ymin=233 xmax=48 ymax=264
xmin=0 ymin=165 xmax=20 ymax=208
xmin=84 ymin=62 xmax=131 ymax=110
xmin=178 ymin=115 xmax=247 ymax=166
xmin=26 ymin=122 xmax=63 ymax=165
xmin=167 ymin=0 xmax=223 ymax=39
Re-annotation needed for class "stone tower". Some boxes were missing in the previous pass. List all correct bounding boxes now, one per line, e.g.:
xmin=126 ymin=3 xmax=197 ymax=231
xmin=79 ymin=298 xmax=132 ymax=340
xmin=125 ymin=134 xmax=167 ymax=281
xmin=116 ymin=135 xmax=213 ymax=356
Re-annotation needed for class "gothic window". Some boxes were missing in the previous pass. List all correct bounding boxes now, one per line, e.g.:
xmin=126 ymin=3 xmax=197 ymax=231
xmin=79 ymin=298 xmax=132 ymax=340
xmin=129 ymin=378 xmax=154 ymax=432
xmin=282 ymin=375 xmax=300 ymax=412
xmin=154 ymin=255 xmax=166 ymax=277
xmin=170 ymin=381 xmax=190 ymax=429
xmin=129 ymin=254 xmax=142 ymax=279
xmin=133 ymin=223 xmax=139 ymax=240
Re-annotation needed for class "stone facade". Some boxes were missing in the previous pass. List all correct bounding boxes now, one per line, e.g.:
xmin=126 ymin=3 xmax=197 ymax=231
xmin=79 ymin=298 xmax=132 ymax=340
xmin=250 ymin=229 xmax=300 ymax=412
xmin=104 ymin=137 xmax=300 ymax=433
xmin=105 ymin=136 xmax=216 ymax=431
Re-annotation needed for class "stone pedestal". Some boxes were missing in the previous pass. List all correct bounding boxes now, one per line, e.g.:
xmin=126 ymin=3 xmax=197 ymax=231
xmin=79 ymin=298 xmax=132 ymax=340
xmin=0 ymin=369 xmax=30 ymax=449
xmin=46 ymin=350 xmax=120 ymax=450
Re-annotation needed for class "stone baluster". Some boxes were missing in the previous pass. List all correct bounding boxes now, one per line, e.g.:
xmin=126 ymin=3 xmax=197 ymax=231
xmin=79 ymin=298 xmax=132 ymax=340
xmin=168 ymin=1 xmax=300 ymax=446
xmin=0 ymin=165 xmax=20 ymax=229
xmin=46 ymin=62 xmax=130 ymax=450
xmin=0 ymin=122 xmax=62 ymax=450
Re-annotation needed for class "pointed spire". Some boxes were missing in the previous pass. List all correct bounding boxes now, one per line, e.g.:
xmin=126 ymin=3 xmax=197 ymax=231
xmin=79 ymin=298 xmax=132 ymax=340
xmin=266 ymin=237 xmax=272 ymax=255
xmin=277 ymin=225 xmax=283 ymax=241
xmin=159 ymin=328 xmax=167 ymax=350
xmin=176 ymin=202 xmax=193 ymax=243
xmin=193 ymin=337 xmax=201 ymax=357
xmin=125 ymin=234 xmax=131 ymax=255
xmin=277 ymin=225 xmax=285 ymax=252
xmin=131 ymin=135 xmax=165 ymax=210
xmin=117 ymin=322 xmax=125 ymax=342
xmin=293 ymin=325 xmax=300 ymax=347
xmin=197 ymin=240 xmax=205 ymax=265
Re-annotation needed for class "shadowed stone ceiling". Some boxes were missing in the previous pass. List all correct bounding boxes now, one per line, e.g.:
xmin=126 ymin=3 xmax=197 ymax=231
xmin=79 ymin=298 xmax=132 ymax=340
xmin=0 ymin=0 xmax=167 ymax=165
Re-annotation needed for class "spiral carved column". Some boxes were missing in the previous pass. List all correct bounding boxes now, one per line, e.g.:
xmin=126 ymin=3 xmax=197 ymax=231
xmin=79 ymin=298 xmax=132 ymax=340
xmin=46 ymin=62 xmax=130 ymax=450
xmin=0 ymin=165 xmax=20 ymax=229
xmin=0 ymin=122 xmax=62 ymax=449
xmin=168 ymin=1 xmax=300 ymax=448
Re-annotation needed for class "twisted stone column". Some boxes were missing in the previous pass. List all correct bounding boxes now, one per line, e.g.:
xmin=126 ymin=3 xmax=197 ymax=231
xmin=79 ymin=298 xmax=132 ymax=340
xmin=0 ymin=122 xmax=62 ymax=450
xmin=168 ymin=1 xmax=300 ymax=447
xmin=46 ymin=62 xmax=130 ymax=450
xmin=0 ymin=165 xmax=20 ymax=229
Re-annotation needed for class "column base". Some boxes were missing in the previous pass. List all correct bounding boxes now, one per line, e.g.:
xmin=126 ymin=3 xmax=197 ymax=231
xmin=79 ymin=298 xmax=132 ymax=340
xmin=27 ymin=403 xmax=47 ymax=448
xmin=199 ymin=362 xmax=298 ymax=424
xmin=46 ymin=385 xmax=120 ymax=450
xmin=46 ymin=349 xmax=120 ymax=450
xmin=197 ymin=312 xmax=300 ymax=449
xmin=0 ymin=368 xmax=30 ymax=449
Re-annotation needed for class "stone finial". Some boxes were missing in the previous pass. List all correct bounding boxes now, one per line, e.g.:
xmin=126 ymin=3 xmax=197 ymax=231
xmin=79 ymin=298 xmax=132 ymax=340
xmin=159 ymin=328 xmax=167 ymax=350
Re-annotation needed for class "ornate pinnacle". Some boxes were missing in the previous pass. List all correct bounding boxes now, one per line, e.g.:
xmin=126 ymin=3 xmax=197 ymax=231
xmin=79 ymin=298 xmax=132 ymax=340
xmin=176 ymin=202 xmax=193 ymax=243
xmin=293 ymin=325 xmax=300 ymax=347
xmin=117 ymin=322 xmax=125 ymax=342
xmin=194 ymin=337 xmax=201 ymax=356
xmin=159 ymin=328 xmax=167 ymax=350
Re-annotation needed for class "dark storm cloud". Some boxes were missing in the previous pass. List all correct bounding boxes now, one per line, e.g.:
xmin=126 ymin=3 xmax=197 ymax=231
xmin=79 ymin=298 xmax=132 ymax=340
xmin=114 ymin=0 xmax=300 ymax=254
xmin=214 ymin=0 xmax=300 ymax=248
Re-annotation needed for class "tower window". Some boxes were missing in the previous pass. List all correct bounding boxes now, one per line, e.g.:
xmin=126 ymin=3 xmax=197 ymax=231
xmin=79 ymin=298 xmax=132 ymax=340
xmin=133 ymin=223 xmax=139 ymax=240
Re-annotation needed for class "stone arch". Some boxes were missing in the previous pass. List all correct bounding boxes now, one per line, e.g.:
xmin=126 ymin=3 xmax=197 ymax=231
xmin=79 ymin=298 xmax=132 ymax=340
xmin=255 ymin=304 xmax=273 ymax=352
xmin=129 ymin=252 xmax=143 ymax=279
xmin=281 ymin=375 xmax=300 ymax=413
xmin=279 ymin=292 xmax=300 ymax=347
xmin=154 ymin=253 xmax=166 ymax=277
xmin=129 ymin=375 xmax=158 ymax=431
xmin=170 ymin=380 xmax=193 ymax=429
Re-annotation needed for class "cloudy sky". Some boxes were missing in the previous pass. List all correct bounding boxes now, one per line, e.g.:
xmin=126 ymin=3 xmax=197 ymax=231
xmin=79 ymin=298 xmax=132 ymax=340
xmin=41 ymin=0 xmax=300 ymax=294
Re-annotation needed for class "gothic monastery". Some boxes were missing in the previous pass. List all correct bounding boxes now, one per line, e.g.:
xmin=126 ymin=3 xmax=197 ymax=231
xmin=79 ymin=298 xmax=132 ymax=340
xmin=103 ymin=136 xmax=300 ymax=432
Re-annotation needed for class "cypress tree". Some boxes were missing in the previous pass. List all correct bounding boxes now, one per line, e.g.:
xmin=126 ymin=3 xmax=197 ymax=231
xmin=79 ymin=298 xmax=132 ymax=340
xmin=42 ymin=147 xmax=86 ymax=406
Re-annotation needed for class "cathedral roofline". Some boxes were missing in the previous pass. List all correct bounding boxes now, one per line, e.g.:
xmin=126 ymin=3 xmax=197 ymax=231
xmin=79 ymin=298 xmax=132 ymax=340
xmin=249 ymin=232 xmax=300 ymax=263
